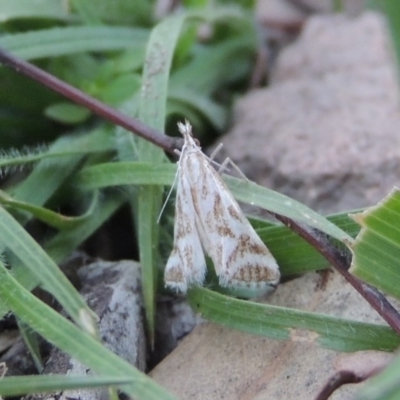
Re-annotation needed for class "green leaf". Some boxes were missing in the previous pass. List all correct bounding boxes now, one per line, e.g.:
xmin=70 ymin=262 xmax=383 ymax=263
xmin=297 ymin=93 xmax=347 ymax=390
xmin=0 ymin=189 xmax=98 ymax=230
xmin=17 ymin=319 xmax=44 ymax=373
xmin=354 ymin=351 xmax=400 ymax=400
xmin=0 ymin=0 xmax=70 ymax=22
xmin=10 ymin=128 xmax=113 ymax=213
xmin=380 ymin=0 xmax=400 ymax=78
xmin=99 ymin=73 xmax=141 ymax=105
xmin=0 ymin=191 xmax=126 ymax=320
xmin=257 ymin=211 xmax=360 ymax=276
xmin=170 ymin=36 xmax=256 ymax=94
xmin=0 ymin=128 xmax=114 ymax=174
xmin=187 ymin=287 xmax=400 ymax=352
xmin=135 ymin=13 xmax=187 ymax=342
xmin=0 ymin=206 xmax=97 ymax=334
xmin=76 ymin=162 xmax=352 ymax=243
xmin=0 ymin=26 xmax=149 ymax=60
xmin=0 ymin=265 xmax=176 ymax=400
xmin=45 ymin=102 xmax=91 ymax=124
xmin=0 ymin=375 xmax=134 ymax=397
xmin=168 ymin=87 xmax=228 ymax=130
xmin=70 ymin=0 xmax=153 ymax=26
xmin=349 ymin=187 xmax=400 ymax=300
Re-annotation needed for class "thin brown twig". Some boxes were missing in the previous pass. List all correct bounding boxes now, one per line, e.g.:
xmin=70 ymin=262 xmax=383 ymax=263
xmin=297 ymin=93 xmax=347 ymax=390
xmin=0 ymin=47 xmax=181 ymax=154
xmin=314 ymin=370 xmax=362 ymax=400
xmin=273 ymin=214 xmax=400 ymax=335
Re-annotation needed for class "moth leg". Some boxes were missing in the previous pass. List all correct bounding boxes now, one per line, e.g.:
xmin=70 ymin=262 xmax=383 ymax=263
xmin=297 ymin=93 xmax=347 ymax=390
xmin=209 ymin=142 xmax=224 ymax=160
xmin=209 ymin=143 xmax=248 ymax=180
xmin=218 ymin=157 xmax=248 ymax=181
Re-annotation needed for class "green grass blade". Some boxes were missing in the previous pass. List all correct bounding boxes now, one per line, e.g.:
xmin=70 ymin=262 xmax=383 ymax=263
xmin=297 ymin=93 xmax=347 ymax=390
xmin=0 ymin=191 xmax=125 ymax=320
xmin=44 ymin=192 xmax=126 ymax=263
xmin=0 ymin=0 xmax=70 ymax=22
xmin=76 ymin=161 xmax=351 ymax=242
xmin=258 ymin=212 xmax=360 ymax=275
xmin=0 ymin=26 xmax=149 ymax=60
xmin=350 ymin=187 xmax=400 ymax=300
xmin=17 ymin=319 xmax=44 ymax=373
xmin=380 ymin=0 xmax=400 ymax=78
xmin=168 ymin=87 xmax=228 ymax=129
xmin=76 ymin=161 xmax=175 ymax=187
xmin=0 ymin=375 xmax=134 ymax=397
xmin=0 ymin=265 xmax=176 ymax=400
xmin=354 ymin=351 xmax=400 ymax=400
xmin=0 ymin=206 xmax=97 ymax=333
xmin=10 ymin=128 xmax=113 ymax=209
xmin=136 ymin=14 xmax=186 ymax=341
xmin=170 ymin=35 xmax=256 ymax=94
xmin=0 ymin=190 xmax=98 ymax=230
xmin=187 ymin=287 xmax=400 ymax=352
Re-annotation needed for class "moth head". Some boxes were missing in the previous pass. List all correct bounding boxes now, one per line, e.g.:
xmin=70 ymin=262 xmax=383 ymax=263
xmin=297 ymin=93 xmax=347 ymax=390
xmin=177 ymin=120 xmax=201 ymax=148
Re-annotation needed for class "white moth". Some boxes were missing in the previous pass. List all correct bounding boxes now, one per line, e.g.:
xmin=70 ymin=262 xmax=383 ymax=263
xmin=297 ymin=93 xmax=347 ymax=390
xmin=164 ymin=121 xmax=280 ymax=292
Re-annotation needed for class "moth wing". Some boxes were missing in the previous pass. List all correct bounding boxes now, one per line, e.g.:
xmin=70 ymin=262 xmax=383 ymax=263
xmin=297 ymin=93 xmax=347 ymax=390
xmin=188 ymin=159 xmax=280 ymax=289
xmin=164 ymin=172 xmax=207 ymax=292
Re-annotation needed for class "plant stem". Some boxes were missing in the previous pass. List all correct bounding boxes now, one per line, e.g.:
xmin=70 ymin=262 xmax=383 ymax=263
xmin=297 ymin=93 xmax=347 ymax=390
xmin=274 ymin=214 xmax=400 ymax=336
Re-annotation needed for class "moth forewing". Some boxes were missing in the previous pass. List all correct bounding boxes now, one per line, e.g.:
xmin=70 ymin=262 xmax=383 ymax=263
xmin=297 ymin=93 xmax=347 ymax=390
xmin=164 ymin=168 xmax=207 ymax=292
xmin=184 ymin=148 xmax=280 ymax=288
xmin=164 ymin=120 xmax=280 ymax=292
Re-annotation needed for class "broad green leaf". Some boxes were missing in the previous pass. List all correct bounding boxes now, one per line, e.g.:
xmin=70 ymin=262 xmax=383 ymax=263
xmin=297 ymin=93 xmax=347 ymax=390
xmin=188 ymin=287 xmax=400 ymax=352
xmin=349 ymin=187 xmax=400 ymax=300
xmin=45 ymin=102 xmax=91 ymax=124
xmin=0 ymin=265 xmax=176 ymax=400
xmin=99 ymin=73 xmax=141 ymax=105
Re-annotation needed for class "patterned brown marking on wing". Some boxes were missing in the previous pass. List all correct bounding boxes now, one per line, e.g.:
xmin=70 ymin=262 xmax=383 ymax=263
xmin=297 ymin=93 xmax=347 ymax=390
xmin=215 ymin=244 xmax=223 ymax=268
xmin=225 ymin=234 xmax=277 ymax=283
xmin=212 ymin=194 xmax=236 ymax=237
xmin=228 ymin=234 xmax=267 ymax=263
xmin=229 ymin=262 xmax=276 ymax=284
xmin=213 ymin=193 xmax=223 ymax=219
xmin=164 ymin=264 xmax=185 ymax=283
xmin=175 ymin=196 xmax=193 ymax=240
xmin=164 ymin=247 xmax=185 ymax=283
xmin=227 ymin=205 xmax=242 ymax=221
xmin=182 ymin=243 xmax=194 ymax=268
xmin=201 ymin=178 xmax=209 ymax=198
xmin=217 ymin=225 xmax=235 ymax=238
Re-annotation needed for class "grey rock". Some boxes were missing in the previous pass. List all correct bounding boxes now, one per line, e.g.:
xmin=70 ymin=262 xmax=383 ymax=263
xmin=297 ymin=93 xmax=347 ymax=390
xmin=219 ymin=11 xmax=400 ymax=214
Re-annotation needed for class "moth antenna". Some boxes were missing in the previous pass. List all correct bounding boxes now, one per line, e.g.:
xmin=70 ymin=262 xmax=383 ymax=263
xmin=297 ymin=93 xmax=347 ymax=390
xmin=157 ymin=160 xmax=180 ymax=223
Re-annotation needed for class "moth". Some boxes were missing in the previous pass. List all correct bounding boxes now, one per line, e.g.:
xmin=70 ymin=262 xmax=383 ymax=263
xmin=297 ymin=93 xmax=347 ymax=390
xmin=164 ymin=121 xmax=280 ymax=292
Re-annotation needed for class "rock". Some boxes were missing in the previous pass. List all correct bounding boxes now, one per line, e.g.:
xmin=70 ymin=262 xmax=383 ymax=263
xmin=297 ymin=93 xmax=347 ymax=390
xmin=23 ymin=259 xmax=145 ymax=400
xmin=150 ymin=271 xmax=392 ymax=399
xmin=218 ymin=11 xmax=400 ymax=214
